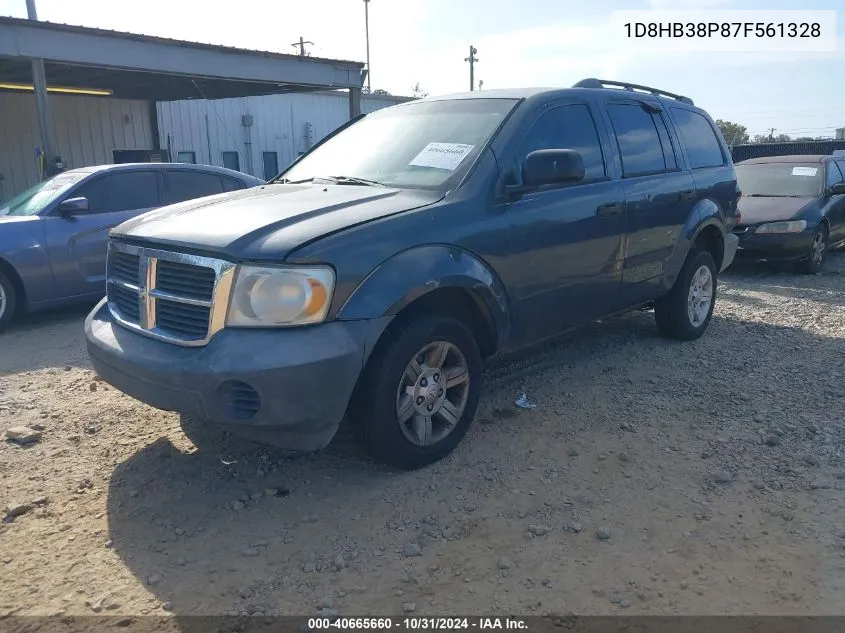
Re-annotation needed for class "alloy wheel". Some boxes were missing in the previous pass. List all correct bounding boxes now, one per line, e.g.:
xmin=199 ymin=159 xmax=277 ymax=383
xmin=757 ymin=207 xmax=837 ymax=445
xmin=395 ymin=340 xmax=470 ymax=447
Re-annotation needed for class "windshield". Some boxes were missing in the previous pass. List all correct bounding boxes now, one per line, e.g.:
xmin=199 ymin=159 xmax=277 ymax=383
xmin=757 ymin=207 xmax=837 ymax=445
xmin=736 ymin=162 xmax=823 ymax=197
xmin=279 ymin=98 xmax=519 ymax=190
xmin=0 ymin=172 xmax=88 ymax=217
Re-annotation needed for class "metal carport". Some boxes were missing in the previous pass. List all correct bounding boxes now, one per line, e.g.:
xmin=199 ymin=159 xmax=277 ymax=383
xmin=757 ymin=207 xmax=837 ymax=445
xmin=0 ymin=16 xmax=365 ymax=184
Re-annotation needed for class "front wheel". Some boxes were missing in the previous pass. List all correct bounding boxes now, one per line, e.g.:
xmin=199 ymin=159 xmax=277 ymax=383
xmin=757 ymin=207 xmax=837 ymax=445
xmin=654 ymin=249 xmax=717 ymax=341
xmin=800 ymin=224 xmax=827 ymax=275
xmin=0 ymin=270 xmax=18 ymax=334
xmin=351 ymin=314 xmax=483 ymax=470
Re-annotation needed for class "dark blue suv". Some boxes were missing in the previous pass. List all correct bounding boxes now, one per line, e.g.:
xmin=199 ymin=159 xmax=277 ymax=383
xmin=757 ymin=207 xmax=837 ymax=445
xmin=85 ymin=79 xmax=740 ymax=469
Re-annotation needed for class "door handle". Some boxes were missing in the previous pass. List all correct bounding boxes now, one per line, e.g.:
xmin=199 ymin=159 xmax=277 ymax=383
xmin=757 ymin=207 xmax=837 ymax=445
xmin=679 ymin=189 xmax=696 ymax=201
xmin=596 ymin=202 xmax=623 ymax=217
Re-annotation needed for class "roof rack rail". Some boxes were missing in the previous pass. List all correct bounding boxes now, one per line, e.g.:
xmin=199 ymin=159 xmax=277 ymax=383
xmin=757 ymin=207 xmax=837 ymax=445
xmin=573 ymin=78 xmax=694 ymax=106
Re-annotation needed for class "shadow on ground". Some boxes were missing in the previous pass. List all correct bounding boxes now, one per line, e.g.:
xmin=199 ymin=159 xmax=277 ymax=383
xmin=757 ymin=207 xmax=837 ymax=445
xmin=0 ymin=301 xmax=99 ymax=375
xmin=103 ymin=298 xmax=845 ymax=617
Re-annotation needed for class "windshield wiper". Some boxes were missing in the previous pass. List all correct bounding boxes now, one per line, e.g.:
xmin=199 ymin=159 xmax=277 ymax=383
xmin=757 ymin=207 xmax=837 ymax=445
xmin=273 ymin=175 xmax=385 ymax=187
xmin=326 ymin=176 xmax=385 ymax=187
xmin=746 ymin=194 xmax=806 ymax=198
xmin=273 ymin=176 xmax=384 ymax=187
xmin=273 ymin=177 xmax=317 ymax=184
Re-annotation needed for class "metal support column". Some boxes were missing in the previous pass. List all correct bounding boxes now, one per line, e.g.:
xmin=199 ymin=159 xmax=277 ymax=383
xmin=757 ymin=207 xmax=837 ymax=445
xmin=349 ymin=87 xmax=362 ymax=119
xmin=26 ymin=0 xmax=56 ymax=179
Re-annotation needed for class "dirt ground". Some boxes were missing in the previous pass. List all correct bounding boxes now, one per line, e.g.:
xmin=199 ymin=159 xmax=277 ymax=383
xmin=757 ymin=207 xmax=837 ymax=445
xmin=1 ymin=254 xmax=844 ymax=620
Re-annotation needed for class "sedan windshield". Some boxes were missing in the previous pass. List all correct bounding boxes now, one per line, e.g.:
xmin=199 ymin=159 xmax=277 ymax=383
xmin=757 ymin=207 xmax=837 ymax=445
xmin=0 ymin=172 xmax=88 ymax=217
xmin=278 ymin=98 xmax=519 ymax=190
xmin=736 ymin=163 xmax=823 ymax=198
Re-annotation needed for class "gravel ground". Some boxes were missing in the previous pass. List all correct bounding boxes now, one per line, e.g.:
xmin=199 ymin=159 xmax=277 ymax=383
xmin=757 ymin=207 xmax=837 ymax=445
xmin=1 ymin=253 xmax=844 ymax=618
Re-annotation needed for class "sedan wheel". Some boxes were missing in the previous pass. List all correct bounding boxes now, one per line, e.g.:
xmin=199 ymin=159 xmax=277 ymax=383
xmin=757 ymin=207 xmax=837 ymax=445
xmin=801 ymin=225 xmax=827 ymax=274
xmin=0 ymin=270 xmax=18 ymax=333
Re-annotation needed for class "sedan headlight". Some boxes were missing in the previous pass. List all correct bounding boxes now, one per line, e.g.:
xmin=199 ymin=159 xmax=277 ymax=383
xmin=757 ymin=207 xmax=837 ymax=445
xmin=226 ymin=265 xmax=335 ymax=327
xmin=755 ymin=220 xmax=807 ymax=234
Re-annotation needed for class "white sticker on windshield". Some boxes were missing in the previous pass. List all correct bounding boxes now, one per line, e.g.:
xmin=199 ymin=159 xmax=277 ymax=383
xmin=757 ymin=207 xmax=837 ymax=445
xmin=409 ymin=142 xmax=475 ymax=171
xmin=792 ymin=167 xmax=818 ymax=177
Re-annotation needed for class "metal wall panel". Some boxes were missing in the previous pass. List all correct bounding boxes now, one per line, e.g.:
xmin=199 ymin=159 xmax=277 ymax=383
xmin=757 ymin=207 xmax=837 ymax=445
xmin=0 ymin=93 xmax=152 ymax=202
xmin=157 ymin=92 xmax=410 ymax=180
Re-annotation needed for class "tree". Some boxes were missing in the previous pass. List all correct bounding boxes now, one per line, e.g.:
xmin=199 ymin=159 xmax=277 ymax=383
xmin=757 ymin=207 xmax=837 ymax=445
xmin=715 ymin=119 xmax=749 ymax=146
xmin=411 ymin=82 xmax=428 ymax=99
xmin=752 ymin=133 xmax=792 ymax=144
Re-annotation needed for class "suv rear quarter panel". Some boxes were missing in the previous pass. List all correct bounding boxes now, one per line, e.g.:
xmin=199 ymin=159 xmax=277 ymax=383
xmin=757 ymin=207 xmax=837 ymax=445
xmin=660 ymin=103 xmax=738 ymax=284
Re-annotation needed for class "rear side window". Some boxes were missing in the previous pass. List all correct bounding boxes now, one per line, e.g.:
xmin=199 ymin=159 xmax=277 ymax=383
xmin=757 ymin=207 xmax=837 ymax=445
xmin=74 ymin=171 xmax=159 ymax=213
xmin=837 ymin=161 xmax=845 ymax=183
xmin=518 ymin=104 xmax=606 ymax=181
xmin=671 ymin=108 xmax=725 ymax=169
xmin=166 ymin=170 xmax=224 ymax=204
xmin=222 ymin=177 xmax=246 ymax=192
xmin=606 ymin=103 xmax=668 ymax=177
xmin=826 ymin=161 xmax=844 ymax=186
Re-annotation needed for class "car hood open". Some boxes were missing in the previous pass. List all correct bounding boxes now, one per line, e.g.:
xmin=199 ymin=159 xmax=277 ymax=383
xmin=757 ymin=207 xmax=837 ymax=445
xmin=737 ymin=196 xmax=815 ymax=225
xmin=111 ymin=184 xmax=444 ymax=260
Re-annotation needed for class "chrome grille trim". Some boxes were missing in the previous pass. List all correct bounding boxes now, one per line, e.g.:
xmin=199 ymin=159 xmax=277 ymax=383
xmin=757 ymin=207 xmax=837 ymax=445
xmin=106 ymin=241 xmax=236 ymax=347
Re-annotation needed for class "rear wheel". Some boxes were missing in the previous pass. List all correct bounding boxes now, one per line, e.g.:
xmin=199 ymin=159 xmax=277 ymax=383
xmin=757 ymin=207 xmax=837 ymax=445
xmin=0 ymin=270 xmax=18 ymax=334
xmin=654 ymin=249 xmax=717 ymax=341
xmin=351 ymin=314 xmax=482 ymax=470
xmin=800 ymin=224 xmax=827 ymax=275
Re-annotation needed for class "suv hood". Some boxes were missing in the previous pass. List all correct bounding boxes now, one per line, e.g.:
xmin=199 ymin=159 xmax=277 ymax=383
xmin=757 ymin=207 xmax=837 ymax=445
xmin=738 ymin=196 xmax=815 ymax=225
xmin=111 ymin=184 xmax=443 ymax=260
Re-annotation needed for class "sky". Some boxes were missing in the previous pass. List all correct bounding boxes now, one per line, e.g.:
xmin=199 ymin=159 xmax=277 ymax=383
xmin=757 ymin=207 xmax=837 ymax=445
xmin=2 ymin=0 xmax=843 ymax=140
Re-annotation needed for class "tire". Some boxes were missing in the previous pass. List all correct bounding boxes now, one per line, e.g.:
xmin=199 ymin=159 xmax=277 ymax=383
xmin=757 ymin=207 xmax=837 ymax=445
xmin=799 ymin=224 xmax=827 ymax=275
xmin=351 ymin=314 xmax=483 ymax=470
xmin=0 ymin=270 xmax=18 ymax=334
xmin=654 ymin=249 xmax=717 ymax=341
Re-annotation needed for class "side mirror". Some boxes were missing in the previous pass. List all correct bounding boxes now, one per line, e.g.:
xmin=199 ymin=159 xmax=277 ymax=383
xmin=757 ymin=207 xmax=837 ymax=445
xmin=58 ymin=197 xmax=89 ymax=215
xmin=508 ymin=149 xmax=585 ymax=196
xmin=830 ymin=182 xmax=845 ymax=196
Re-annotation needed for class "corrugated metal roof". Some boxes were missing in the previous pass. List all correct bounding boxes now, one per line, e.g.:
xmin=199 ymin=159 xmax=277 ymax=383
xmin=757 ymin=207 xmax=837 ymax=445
xmin=0 ymin=16 xmax=364 ymax=68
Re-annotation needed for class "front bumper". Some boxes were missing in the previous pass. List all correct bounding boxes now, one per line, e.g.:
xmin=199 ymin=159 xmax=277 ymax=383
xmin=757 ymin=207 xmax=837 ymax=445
xmin=733 ymin=226 xmax=815 ymax=262
xmin=85 ymin=298 xmax=391 ymax=451
xmin=721 ymin=233 xmax=739 ymax=272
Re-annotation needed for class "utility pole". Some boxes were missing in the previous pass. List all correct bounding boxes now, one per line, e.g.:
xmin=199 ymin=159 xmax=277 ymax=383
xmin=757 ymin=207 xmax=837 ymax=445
xmin=464 ymin=46 xmax=478 ymax=91
xmin=291 ymin=37 xmax=313 ymax=56
xmin=363 ymin=0 xmax=371 ymax=93
xmin=25 ymin=0 xmax=56 ymax=178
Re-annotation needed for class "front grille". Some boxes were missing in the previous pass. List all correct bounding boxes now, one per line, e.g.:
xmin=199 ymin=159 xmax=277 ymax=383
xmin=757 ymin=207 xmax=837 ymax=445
xmin=105 ymin=242 xmax=235 ymax=347
xmin=156 ymin=299 xmax=211 ymax=340
xmin=156 ymin=260 xmax=216 ymax=302
xmin=109 ymin=251 xmax=140 ymax=285
xmin=109 ymin=283 xmax=140 ymax=323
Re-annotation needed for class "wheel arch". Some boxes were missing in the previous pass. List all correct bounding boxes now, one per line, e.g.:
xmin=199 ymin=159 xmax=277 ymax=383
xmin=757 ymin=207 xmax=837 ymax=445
xmin=338 ymin=244 xmax=511 ymax=359
xmin=661 ymin=198 xmax=726 ymax=293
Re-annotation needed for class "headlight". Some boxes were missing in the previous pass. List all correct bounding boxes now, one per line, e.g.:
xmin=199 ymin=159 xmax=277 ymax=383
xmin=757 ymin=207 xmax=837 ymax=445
xmin=226 ymin=265 xmax=335 ymax=327
xmin=755 ymin=220 xmax=807 ymax=234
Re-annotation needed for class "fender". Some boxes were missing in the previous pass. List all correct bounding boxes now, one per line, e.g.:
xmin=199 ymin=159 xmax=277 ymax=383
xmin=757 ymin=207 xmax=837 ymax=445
xmin=660 ymin=198 xmax=726 ymax=292
xmin=337 ymin=244 xmax=511 ymax=350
